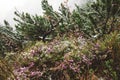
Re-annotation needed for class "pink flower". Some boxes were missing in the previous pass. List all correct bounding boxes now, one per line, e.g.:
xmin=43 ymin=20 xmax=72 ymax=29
xmin=29 ymin=62 xmax=34 ymax=68
xmin=82 ymin=55 xmax=92 ymax=65
xmin=60 ymin=63 xmax=67 ymax=69
xmin=30 ymin=71 xmax=42 ymax=77
xmin=68 ymin=59 xmax=74 ymax=63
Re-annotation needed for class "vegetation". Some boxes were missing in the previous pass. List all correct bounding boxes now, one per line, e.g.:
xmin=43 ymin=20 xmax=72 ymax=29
xmin=0 ymin=0 xmax=120 ymax=80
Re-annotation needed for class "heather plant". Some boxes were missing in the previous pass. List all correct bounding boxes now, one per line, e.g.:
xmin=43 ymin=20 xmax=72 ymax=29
xmin=81 ymin=31 xmax=120 ymax=79
xmin=4 ymin=31 xmax=120 ymax=79
xmin=6 ymin=35 xmax=90 ymax=80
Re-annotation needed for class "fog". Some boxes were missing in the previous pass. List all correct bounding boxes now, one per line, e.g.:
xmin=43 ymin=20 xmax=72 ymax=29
xmin=0 ymin=0 xmax=87 ymax=26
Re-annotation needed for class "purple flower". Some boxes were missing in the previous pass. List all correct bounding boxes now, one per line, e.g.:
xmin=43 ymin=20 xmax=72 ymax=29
xmin=82 ymin=55 xmax=92 ymax=65
xmin=28 ymin=62 xmax=34 ymax=68
xmin=20 ymin=67 xmax=28 ymax=72
xmin=94 ymin=43 xmax=100 ymax=50
xmin=30 ymin=71 xmax=42 ymax=77
xmin=38 ymin=47 xmax=42 ymax=52
xmin=47 ymin=47 xmax=53 ymax=53
xmin=68 ymin=59 xmax=74 ymax=63
xmin=60 ymin=63 xmax=67 ymax=69
xmin=30 ymin=49 xmax=36 ymax=56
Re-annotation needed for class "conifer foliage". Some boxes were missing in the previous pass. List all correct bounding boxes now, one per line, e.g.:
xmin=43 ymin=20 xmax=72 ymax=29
xmin=74 ymin=0 xmax=120 ymax=38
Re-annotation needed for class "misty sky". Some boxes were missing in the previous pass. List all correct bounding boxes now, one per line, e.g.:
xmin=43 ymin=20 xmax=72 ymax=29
xmin=0 ymin=0 xmax=87 ymax=25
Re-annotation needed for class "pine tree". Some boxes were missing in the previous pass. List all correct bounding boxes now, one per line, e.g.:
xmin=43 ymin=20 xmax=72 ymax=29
xmin=74 ymin=0 xmax=120 ymax=38
xmin=14 ymin=0 xmax=74 ymax=42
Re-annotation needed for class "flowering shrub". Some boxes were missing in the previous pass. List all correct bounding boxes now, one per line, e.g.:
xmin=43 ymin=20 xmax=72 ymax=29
xmin=3 ymin=31 xmax=120 ymax=80
xmin=1 ymin=0 xmax=120 ymax=79
xmin=1 ymin=31 xmax=119 ymax=80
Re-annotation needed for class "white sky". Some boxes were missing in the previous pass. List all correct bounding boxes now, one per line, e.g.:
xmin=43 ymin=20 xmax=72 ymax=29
xmin=0 ymin=0 xmax=87 ymax=26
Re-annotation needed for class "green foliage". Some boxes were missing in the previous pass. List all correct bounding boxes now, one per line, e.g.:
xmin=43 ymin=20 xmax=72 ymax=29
xmin=76 ymin=31 xmax=120 ymax=79
xmin=9 ymin=31 xmax=120 ymax=79
xmin=14 ymin=11 xmax=51 ymax=41
xmin=0 ymin=22 xmax=22 ymax=57
xmin=42 ymin=0 xmax=76 ymax=34
xmin=74 ymin=0 xmax=120 ymax=38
